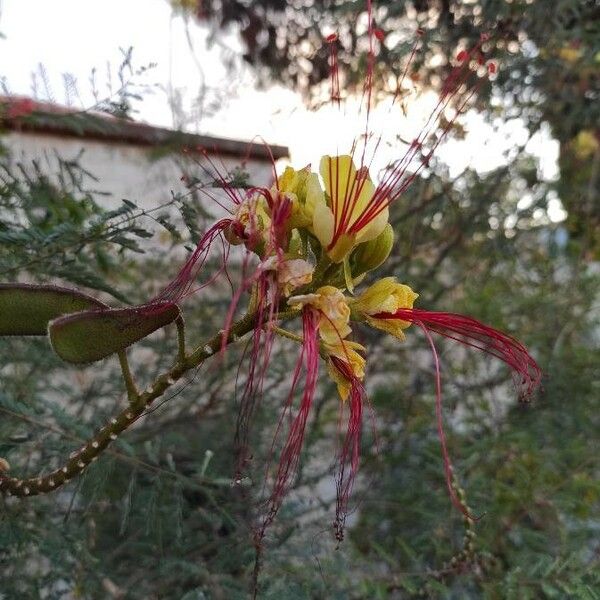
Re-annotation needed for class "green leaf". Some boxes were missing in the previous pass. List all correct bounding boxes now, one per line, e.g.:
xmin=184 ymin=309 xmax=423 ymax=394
xmin=49 ymin=303 xmax=180 ymax=363
xmin=0 ymin=283 xmax=106 ymax=336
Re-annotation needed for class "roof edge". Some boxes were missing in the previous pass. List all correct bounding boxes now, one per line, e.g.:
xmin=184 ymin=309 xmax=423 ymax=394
xmin=0 ymin=96 xmax=289 ymax=161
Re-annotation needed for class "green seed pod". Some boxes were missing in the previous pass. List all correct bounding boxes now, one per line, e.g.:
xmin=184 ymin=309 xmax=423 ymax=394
xmin=0 ymin=283 xmax=107 ymax=336
xmin=351 ymin=223 xmax=394 ymax=277
xmin=49 ymin=304 xmax=181 ymax=364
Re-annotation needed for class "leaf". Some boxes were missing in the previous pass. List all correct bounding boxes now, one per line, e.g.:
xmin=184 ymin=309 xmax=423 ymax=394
xmin=49 ymin=303 xmax=180 ymax=363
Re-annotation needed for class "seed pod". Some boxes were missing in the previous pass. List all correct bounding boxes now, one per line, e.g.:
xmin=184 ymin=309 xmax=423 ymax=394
xmin=49 ymin=304 xmax=180 ymax=364
xmin=351 ymin=223 xmax=394 ymax=277
xmin=0 ymin=283 xmax=107 ymax=336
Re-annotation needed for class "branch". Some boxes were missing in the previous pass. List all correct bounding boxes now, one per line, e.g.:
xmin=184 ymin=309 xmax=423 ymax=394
xmin=0 ymin=310 xmax=259 ymax=498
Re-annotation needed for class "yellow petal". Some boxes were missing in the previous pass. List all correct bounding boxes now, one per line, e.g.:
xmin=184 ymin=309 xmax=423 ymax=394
xmin=319 ymin=155 xmax=376 ymax=232
xmin=355 ymin=205 xmax=389 ymax=244
xmin=312 ymin=199 xmax=335 ymax=249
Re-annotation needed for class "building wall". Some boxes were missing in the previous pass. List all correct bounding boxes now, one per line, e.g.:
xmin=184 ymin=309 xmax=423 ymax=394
xmin=2 ymin=131 xmax=277 ymax=212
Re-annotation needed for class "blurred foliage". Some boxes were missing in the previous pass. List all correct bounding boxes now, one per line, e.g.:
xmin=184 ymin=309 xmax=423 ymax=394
xmin=0 ymin=0 xmax=599 ymax=598
xmin=175 ymin=0 xmax=600 ymax=257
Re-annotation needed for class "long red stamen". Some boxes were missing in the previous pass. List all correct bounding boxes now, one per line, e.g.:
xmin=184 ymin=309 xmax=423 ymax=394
xmin=259 ymin=308 xmax=320 ymax=537
xmin=350 ymin=42 xmax=491 ymax=232
xmin=330 ymin=356 xmax=364 ymax=542
xmin=324 ymin=19 xmax=494 ymax=243
xmin=234 ymin=270 xmax=276 ymax=474
xmin=142 ymin=218 xmax=231 ymax=313
xmin=372 ymin=308 xmax=542 ymax=517
xmin=327 ymin=33 xmax=341 ymax=106
xmin=419 ymin=324 xmax=478 ymax=520
xmin=378 ymin=308 xmax=542 ymax=400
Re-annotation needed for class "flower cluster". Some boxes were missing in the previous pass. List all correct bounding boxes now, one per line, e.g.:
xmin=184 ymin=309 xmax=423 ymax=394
xmin=131 ymin=13 xmax=542 ymax=540
xmin=0 ymin=3 xmax=540 ymax=545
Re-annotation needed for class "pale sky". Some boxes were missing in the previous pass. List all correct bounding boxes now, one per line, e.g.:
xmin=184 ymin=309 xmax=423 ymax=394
xmin=0 ymin=0 xmax=565 ymax=221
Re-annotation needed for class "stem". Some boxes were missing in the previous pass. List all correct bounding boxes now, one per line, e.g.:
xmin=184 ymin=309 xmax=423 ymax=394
xmin=0 ymin=311 xmax=260 ymax=498
xmin=271 ymin=325 xmax=303 ymax=344
xmin=175 ymin=314 xmax=186 ymax=363
xmin=118 ymin=350 xmax=139 ymax=405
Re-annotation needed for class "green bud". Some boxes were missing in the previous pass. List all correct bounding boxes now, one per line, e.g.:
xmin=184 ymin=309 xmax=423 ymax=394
xmin=49 ymin=304 xmax=180 ymax=364
xmin=0 ymin=283 xmax=106 ymax=336
xmin=351 ymin=223 xmax=394 ymax=277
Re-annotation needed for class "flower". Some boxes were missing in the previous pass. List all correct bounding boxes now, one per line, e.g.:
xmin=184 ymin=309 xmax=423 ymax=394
xmin=351 ymin=277 xmax=419 ymax=340
xmin=289 ymin=285 xmax=352 ymax=346
xmin=313 ymin=155 xmax=389 ymax=262
xmin=226 ymin=192 xmax=272 ymax=247
xmin=276 ymin=258 xmax=314 ymax=296
xmin=276 ymin=165 xmax=323 ymax=230
xmin=107 ymin=3 xmax=538 ymax=541
xmin=325 ymin=340 xmax=366 ymax=401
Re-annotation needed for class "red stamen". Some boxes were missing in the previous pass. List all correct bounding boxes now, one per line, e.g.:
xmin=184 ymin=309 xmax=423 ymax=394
xmin=259 ymin=309 xmax=320 ymax=537
xmin=142 ymin=219 xmax=231 ymax=313
xmin=330 ymin=356 xmax=364 ymax=541
xmin=377 ymin=308 xmax=542 ymax=400
xmin=419 ymin=324 xmax=479 ymax=520
xmin=323 ymin=26 xmax=492 ymax=244
xmin=372 ymin=308 xmax=541 ymax=518
xmin=328 ymin=33 xmax=341 ymax=105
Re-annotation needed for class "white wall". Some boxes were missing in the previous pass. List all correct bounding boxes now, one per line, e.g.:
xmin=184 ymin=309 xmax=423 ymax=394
xmin=2 ymin=131 xmax=277 ymax=213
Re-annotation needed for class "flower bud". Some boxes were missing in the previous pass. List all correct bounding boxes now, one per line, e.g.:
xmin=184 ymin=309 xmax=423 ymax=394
xmin=351 ymin=223 xmax=394 ymax=277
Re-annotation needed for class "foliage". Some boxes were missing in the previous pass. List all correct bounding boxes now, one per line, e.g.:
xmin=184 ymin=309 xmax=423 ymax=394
xmin=176 ymin=0 xmax=600 ymax=256
xmin=0 ymin=2 xmax=599 ymax=599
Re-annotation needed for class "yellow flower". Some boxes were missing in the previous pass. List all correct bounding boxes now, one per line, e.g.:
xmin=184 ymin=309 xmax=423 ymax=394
xmin=277 ymin=165 xmax=323 ymax=230
xmin=326 ymin=340 xmax=366 ymax=401
xmin=313 ymin=155 xmax=389 ymax=263
xmin=351 ymin=277 xmax=419 ymax=340
xmin=288 ymin=285 xmax=351 ymax=345
xmin=228 ymin=193 xmax=271 ymax=246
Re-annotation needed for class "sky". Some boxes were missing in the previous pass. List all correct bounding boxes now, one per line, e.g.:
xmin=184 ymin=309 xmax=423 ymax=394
xmin=0 ymin=0 xmax=565 ymax=221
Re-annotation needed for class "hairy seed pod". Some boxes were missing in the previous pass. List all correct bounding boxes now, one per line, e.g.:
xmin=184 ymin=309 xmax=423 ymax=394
xmin=49 ymin=304 xmax=180 ymax=364
xmin=0 ymin=283 xmax=107 ymax=336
